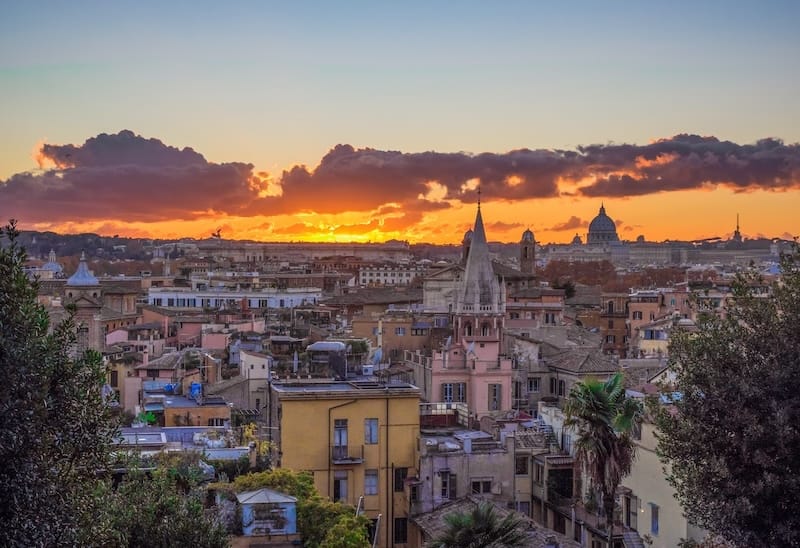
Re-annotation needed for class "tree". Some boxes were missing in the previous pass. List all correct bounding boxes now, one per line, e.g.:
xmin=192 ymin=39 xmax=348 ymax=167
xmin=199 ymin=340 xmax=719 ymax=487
xmin=563 ymin=372 xmax=643 ymax=547
xmin=320 ymin=514 xmax=370 ymax=548
xmin=0 ymin=221 xmax=118 ymax=546
xmin=229 ymin=468 xmax=369 ymax=547
xmin=427 ymin=500 xmax=529 ymax=548
xmin=656 ymin=247 xmax=800 ymax=547
xmin=102 ymin=466 xmax=229 ymax=548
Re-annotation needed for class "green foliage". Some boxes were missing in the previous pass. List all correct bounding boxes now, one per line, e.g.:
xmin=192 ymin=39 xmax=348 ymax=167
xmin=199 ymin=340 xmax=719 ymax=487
xmin=427 ymin=500 xmax=529 ymax=548
xmin=228 ymin=468 xmax=365 ymax=548
xmin=298 ymin=498 xmax=367 ymax=548
xmin=207 ymin=455 xmax=253 ymax=481
xmin=657 ymin=247 xmax=800 ymax=548
xmin=0 ymin=221 xmax=119 ymax=546
xmin=550 ymin=278 xmax=576 ymax=299
xmin=320 ymin=514 xmax=370 ymax=548
xmin=232 ymin=468 xmax=318 ymax=500
xmin=563 ymin=372 xmax=643 ymax=544
xmin=102 ymin=467 xmax=229 ymax=548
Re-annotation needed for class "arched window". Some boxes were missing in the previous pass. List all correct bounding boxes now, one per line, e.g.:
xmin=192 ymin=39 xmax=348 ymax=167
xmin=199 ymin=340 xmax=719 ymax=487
xmin=464 ymin=323 xmax=472 ymax=336
xmin=481 ymin=323 xmax=490 ymax=337
xmin=607 ymin=301 xmax=614 ymax=314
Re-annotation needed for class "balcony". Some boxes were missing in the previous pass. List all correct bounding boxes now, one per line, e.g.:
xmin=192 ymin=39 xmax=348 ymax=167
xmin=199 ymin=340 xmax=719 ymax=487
xmin=330 ymin=444 xmax=364 ymax=464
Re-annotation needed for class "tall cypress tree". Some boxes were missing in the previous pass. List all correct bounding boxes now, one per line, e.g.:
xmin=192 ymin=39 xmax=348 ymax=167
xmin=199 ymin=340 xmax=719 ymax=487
xmin=0 ymin=220 xmax=117 ymax=546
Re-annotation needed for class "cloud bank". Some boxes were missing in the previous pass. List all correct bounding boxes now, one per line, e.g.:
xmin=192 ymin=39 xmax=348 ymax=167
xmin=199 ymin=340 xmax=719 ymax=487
xmin=2 ymin=131 xmax=798 ymax=227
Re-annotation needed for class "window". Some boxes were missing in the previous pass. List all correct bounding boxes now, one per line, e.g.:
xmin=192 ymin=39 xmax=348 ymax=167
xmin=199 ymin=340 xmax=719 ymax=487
xmin=512 ymin=380 xmax=522 ymax=402
xmin=471 ymin=480 xmax=492 ymax=494
xmin=455 ymin=383 xmax=466 ymax=403
xmin=606 ymin=334 xmax=616 ymax=344
xmin=442 ymin=383 xmax=453 ymax=403
xmin=255 ymin=398 xmax=261 ymax=410
xmin=110 ymin=370 xmax=119 ymax=388
xmin=633 ymin=311 xmax=643 ymax=320
xmin=442 ymin=383 xmax=466 ymax=403
xmin=333 ymin=419 xmax=348 ymax=459
xmin=517 ymin=501 xmax=530 ymax=516
xmin=608 ymin=319 xmax=614 ymax=329
xmin=488 ymin=384 xmax=502 ymax=411
xmin=558 ymin=380 xmax=566 ymax=397
xmin=394 ymin=517 xmax=408 ymax=544
xmin=208 ymin=418 xmax=225 ymax=426
xmin=515 ymin=456 xmax=529 ymax=475
xmin=395 ymin=327 xmax=406 ymax=336
xmin=650 ymin=503 xmax=659 ymax=535
xmin=510 ymin=312 xmax=520 ymax=319
xmin=561 ymin=431 xmax=572 ymax=453
xmin=481 ymin=323 xmax=490 ymax=336
xmin=394 ymin=467 xmax=408 ymax=492
xmin=550 ymin=377 xmax=556 ymax=394
xmin=440 ymin=471 xmax=456 ymax=499
xmin=364 ymin=469 xmax=378 ymax=496
xmin=528 ymin=377 xmax=540 ymax=393
xmin=545 ymin=312 xmax=556 ymax=325
xmin=464 ymin=323 xmax=472 ymax=336
xmin=365 ymin=418 xmax=378 ymax=444
xmin=146 ymin=369 xmax=159 ymax=379
xmin=533 ymin=462 xmax=544 ymax=484
xmin=334 ymin=471 xmax=348 ymax=502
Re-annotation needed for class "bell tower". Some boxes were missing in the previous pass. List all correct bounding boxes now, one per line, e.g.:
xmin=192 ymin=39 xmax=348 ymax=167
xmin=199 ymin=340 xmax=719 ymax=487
xmin=520 ymin=228 xmax=535 ymax=274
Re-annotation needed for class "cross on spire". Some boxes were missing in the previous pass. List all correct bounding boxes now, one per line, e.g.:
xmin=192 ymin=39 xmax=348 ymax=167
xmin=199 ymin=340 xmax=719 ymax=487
xmin=477 ymin=185 xmax=481 ymax=210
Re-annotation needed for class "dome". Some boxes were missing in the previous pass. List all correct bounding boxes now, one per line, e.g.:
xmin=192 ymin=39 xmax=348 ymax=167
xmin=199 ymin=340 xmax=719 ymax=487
xmin=521 ymin=228 xmax=534 ymax=242
xmin=462 ymin=228 xmax=473 ymax=243
xmin=42 ymin=249 xmax=63 ymax=273
xmin=67 ymin=252 xmax=99 ymax=286
xmin=571 ymin=233 xmax=582 ymax=245
xmin=587 ymin=204 xmax=619 ymax=244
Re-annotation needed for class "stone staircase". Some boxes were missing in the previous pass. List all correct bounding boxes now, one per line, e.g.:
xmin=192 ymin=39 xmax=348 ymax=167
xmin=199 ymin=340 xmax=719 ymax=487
xmin=622 ymin=530 xmax=646 ymax=548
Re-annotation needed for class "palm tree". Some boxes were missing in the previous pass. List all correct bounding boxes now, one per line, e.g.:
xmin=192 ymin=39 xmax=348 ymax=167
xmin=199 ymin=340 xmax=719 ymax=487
xmin=564 ymin=372 xmax=643 ymax=548
xmin=428 ymin=500 xmax=529 ymax=548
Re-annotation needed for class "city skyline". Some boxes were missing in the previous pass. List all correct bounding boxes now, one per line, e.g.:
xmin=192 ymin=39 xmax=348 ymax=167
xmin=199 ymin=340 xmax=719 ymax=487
xmin=1 ymin=1 xmax=798 ymax=244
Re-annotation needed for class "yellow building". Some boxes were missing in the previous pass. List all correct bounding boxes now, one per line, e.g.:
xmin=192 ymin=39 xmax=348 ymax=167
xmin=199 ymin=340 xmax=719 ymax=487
xmin=621 ymin=421 xmax=706 ymax=548
xmin=268 ymin=379 xmax=421 ymax=548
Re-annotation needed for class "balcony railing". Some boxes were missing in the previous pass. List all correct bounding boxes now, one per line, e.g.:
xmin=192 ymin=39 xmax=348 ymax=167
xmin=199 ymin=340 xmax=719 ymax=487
xmin=331 ymin=444 xmax=364 ymax=464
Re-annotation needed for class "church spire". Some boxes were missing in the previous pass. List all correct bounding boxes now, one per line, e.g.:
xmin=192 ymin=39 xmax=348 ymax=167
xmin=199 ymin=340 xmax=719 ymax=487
xmin=459 ymin=195 xmax=501 ymax=313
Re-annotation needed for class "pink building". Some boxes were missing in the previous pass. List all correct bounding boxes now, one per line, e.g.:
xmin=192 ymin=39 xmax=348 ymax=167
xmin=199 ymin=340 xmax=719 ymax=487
xmin=423 ymin=205 xmax=513 ymax=419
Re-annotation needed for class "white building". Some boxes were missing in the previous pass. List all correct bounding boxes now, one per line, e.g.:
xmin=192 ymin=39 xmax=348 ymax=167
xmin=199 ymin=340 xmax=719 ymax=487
xmin=147 ymin=286 xmax=322 ymax=310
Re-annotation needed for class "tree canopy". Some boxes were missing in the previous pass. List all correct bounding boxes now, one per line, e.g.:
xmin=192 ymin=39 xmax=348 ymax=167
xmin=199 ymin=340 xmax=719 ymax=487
xmin=564 ymin=372 xmax=643 ymax=546
xmin=657 ymin=247 xmax=800 ymax=547
xmin=227 ymin=468 xmax=370 ymax=548
xmin=427 ymin=500 xmax=529 ymax=548
xmin=0 ymin=221 xmax=118 ymax=546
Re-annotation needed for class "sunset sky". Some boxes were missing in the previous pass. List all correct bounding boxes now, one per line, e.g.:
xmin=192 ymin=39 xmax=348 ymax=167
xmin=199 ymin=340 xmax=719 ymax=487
xmin=1 ymin=1 xmax=798 ymax=244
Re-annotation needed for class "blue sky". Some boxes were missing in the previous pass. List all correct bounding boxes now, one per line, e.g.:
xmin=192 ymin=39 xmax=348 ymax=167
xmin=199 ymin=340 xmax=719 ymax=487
xmin=1 ymin=1 xmax=798 ymax=243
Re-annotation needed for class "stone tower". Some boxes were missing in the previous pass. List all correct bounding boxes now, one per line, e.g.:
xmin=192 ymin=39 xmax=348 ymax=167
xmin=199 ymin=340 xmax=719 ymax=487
xmin=520 ymin=228 xmax=535 ymax=274
xmin=64 ymin=252 xmax=104 ymax=354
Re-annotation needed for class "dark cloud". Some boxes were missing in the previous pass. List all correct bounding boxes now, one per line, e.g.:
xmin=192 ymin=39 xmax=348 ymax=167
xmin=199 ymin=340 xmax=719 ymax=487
xmin=3 ymin=131 xmax=258 ymax=223
xmin=547 ymin=216 xmax=588 ymax=232
xmin=1 ymin=131 xmax=798 ymax=226
xmin=577 ymin=134 xmax=800 ymax=197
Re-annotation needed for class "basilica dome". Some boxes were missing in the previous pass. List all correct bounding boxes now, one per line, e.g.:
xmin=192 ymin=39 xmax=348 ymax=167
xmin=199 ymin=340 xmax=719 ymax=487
xmin=587 ymin=204 xmax=619 ymax=244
